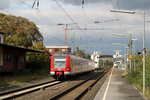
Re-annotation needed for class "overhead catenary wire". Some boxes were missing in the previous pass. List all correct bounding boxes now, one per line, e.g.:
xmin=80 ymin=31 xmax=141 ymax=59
xmin=54 ymin=0 xmax=97 ymax=43
xmin=16 ymin=0 xmax=114 ymax=51
xmin=110 ymin=0 xmax=125 ymax=34
xmin=33 ymin=10 xmax=69 ymax=44
xmin=81 ymin=7 xmax=101 ymax=47
xmin=16 ymin=0 xmax=83 ymax=47
xmin=13 ymin=0 xmax=68 ymax=45
xmin=110 ymin=0 xmax=130 ymax=51
xmin=110 ymin=0 xmax=129 ymax=45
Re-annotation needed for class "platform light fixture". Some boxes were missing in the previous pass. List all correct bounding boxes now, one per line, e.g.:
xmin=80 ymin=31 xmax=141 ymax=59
xmin=110 ymin=9 xmax=146 ymax=94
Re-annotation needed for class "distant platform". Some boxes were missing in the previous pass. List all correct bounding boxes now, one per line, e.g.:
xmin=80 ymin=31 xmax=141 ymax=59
xmin=94 ymin=68 xmax=147 ymax=100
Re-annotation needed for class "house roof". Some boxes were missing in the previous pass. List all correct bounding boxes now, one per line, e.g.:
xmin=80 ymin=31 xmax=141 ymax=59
xmin=0 ymin=43 xmax=44 ymax=53
xmin=0 ymin=32 xmax=5 ymax=34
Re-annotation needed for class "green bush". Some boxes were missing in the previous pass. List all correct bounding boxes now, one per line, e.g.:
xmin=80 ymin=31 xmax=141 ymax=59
xmin=26 ymin=42 xmax=49 ymax=70
xmin=126 ymin=53 xmax=150 ymax=99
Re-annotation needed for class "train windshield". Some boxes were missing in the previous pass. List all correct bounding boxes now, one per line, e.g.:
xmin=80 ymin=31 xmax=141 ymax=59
xmin=54 ymin=55 xmax=67 ymax=68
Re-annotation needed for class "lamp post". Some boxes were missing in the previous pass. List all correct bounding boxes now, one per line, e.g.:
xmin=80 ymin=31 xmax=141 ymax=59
xmin=57 ymin=23 xmax=77 ymax=46
xmin=132 ymin=38 xmax=138 ymax=71
xmin=110 ymin=9 xmax=146 ymax=94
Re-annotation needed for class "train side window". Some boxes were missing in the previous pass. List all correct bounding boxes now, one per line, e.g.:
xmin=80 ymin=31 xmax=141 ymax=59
xmin=71 ymin=59 xmax=73 ymax=66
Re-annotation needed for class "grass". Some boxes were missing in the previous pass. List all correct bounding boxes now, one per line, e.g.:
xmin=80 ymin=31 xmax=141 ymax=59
xmin=133 ymin=83 xmax=150 ymax=100
xmin=145 ymin=88 xmax=150 ymax=99
xmin=125 ymin=72 xmax=150 ymax=100
xmin=0 ymin=66 xmax=52 ymax=88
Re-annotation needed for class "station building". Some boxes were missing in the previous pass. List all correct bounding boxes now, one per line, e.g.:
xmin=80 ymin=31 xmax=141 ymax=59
xmin=0 ymin=32 xmax=42 ymax=72
xmin=45 ymin=46 xmax=71 ymax=56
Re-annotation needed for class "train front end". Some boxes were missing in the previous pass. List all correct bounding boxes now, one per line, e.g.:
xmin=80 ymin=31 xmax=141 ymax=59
xmin=50 ymin=54 xmax=70 ymax=79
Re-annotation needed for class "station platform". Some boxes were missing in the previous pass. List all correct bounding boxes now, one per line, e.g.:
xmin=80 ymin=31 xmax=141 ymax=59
xmin=94 ymin=68 xmax=147 ymax=100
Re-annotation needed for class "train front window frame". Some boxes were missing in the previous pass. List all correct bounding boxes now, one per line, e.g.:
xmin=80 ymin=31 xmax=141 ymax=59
xmin=54 ymin=55 xmax=67 ymax=68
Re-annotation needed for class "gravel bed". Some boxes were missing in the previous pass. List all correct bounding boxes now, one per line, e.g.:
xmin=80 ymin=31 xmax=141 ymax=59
xmin=14 ymin=71 xmax=102 ymax=100
xmin=0 ymin=77 xmax=54 ymax=92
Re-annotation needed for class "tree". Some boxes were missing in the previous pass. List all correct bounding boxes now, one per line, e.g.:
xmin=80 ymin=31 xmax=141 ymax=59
xmin=0 ymin=13 xmax=43 ymax=48
xmin=74 ymin=47 xmax=91 ymax=59
xmin=26 ymin=42 xmax=49 ymax=69
xmin=75 ymin=50 xmax=85 ymax=58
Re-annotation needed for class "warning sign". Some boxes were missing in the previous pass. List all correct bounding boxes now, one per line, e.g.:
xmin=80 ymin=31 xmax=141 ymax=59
xmin=128 ymin=54 xmax=133 ymax=59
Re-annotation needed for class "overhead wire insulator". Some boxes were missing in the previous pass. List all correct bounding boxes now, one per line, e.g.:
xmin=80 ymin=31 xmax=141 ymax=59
xmin=32 ymin=0 xmax=36 ymax=9
xmin=37 ymin=0 xmax=39 ymax=10
xmin=82 ymin=0 xmax=84 ymax=9
xmin=32 ymin=0 xmax=39 ymax=9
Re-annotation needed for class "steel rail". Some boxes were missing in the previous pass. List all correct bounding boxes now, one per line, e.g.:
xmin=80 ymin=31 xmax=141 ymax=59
xmin=49 ymin=68 xmax=110 ymax=100
xmin=0 ymin=80 xmax=63 ymax=100
xmin=74 ymin=68 xmax=110 ymax=100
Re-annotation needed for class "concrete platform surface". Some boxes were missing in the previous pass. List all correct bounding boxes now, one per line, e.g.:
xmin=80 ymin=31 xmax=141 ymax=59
xmin=94 ymin=68 xmax=147 ymax=100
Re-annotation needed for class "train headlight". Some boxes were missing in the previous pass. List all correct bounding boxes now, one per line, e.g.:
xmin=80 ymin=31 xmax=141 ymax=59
xmin=66 ymin=68 xmax=69 ymax=71
xmin=51 ymin=68 xmax=54 ymax=70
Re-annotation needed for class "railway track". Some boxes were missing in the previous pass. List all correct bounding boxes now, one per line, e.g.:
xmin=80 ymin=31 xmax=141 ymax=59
xmin=49 ymin=68 xmax=110 ymax=100
xmin=0 ymin=80 xmax=63 ymax=100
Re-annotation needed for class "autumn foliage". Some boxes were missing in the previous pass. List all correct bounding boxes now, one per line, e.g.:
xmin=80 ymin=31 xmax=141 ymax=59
xmin=0 ymin=13 xmax=43 ymax=48
xmin=0 ymin=13 xmax=49 ymax=70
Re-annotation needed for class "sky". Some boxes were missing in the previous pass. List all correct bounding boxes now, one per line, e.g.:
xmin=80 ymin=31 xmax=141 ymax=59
xmin=0 ymin=0 xmax=150 ymax=55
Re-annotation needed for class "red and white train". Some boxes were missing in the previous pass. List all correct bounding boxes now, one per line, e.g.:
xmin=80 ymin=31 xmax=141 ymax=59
xmin=50 ymin=54 xmax=95 ymax=79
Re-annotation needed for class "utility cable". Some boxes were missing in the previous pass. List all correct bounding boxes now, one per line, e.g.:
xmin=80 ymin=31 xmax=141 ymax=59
xmin=54 ymin=0 xmax=96 ymax=43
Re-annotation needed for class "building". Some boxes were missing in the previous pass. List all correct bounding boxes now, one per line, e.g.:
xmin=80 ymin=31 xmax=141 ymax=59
xmin=113 ymin=50 xmax=126 ymax=69
xmin=113 ymin=50 xmax=122 ymax=58
xmin=0 ymin=32 xmax=43 ymax=72
xmin=91 ymin=51 xmax=100 ymax=69
xmin=45 ymin=46 xmax=71 ymax=56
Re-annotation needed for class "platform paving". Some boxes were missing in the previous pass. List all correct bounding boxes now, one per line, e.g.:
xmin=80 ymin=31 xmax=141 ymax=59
xmin=94 ymin=68 xmax=147 ymax=100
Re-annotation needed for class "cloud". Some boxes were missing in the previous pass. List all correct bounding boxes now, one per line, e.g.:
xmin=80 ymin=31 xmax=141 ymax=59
xmin=1 ymin=0 xmax=150 ymax=55
xmin=0 ymin=0 xmax=10 ymax=9
xmin=118 ymin=0 xmax=150 ymax=10
xmin=60 ymin=0 xmax=109 ymax=6
xmin=59 ymin=0 xmax=150 ymax=10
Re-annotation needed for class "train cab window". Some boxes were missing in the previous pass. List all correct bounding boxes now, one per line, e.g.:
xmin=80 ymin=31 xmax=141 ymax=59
xmin=55 ymin=48 xmax=59 ymax=52
xmin=54 ymin=55 xmax=67 ymax=68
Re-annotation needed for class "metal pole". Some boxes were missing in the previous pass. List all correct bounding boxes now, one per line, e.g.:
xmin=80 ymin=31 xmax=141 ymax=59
xmin=73 ymin=33 xmax=75 ymax=53
xmin=134 ymin=44 xmax=136 ymax=71
xmin=143 ymin=11 xmax=146 ymax=94
xmin=124 ymin=46 xmax=127 ymax=73
xmin=65 ymin=24 xmax=67 ymax=46
xmin=129 ymin=34 xmax=132 ymax=71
